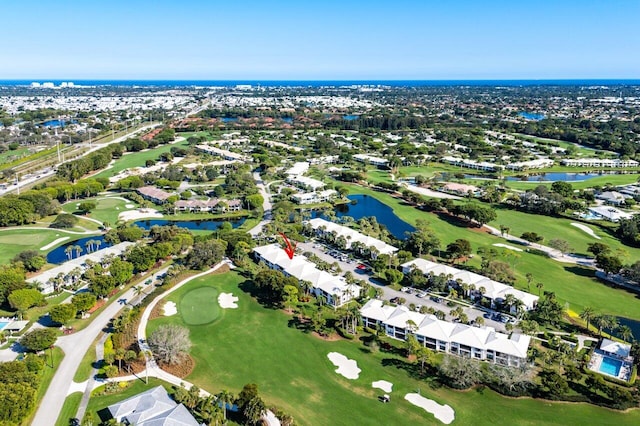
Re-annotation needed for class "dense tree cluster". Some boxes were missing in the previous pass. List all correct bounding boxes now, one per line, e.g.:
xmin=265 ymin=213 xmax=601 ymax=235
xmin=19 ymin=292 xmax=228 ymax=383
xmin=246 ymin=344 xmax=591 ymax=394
xmin=0 ymin=360 xmax=42 ymax=424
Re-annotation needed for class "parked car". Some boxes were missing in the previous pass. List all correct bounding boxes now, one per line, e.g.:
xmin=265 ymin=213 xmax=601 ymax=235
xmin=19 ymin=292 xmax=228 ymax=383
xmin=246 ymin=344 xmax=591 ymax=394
xmin=390 ymin=297 xmax=400 ymax=304
xmin=401 ymin=287 xmax=409 ymax=293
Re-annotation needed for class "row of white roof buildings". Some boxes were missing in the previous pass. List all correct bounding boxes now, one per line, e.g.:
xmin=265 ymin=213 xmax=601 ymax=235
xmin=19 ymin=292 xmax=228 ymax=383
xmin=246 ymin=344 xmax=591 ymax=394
xmin=253 ymin=243 xmax=361 ymax=308
xmin=361 ymin=299 xmax=531 ymax=367
xmin=442 ymin=156 xmax=639 ymax=172
xmin=401 ymin=258 xmax=539 ymax=312
xmin=306 ymin=217 xmax=398 ymax=257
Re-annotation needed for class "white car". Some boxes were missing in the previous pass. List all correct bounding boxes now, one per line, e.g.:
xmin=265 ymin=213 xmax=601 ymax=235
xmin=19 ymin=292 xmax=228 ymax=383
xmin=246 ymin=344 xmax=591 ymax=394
xmin=401 ymin=287 xmax=409 ymax=293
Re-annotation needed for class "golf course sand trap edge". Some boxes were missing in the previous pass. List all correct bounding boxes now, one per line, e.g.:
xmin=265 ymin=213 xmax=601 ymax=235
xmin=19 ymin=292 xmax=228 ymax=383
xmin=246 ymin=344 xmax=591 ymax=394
xmin=493 ymin=243 xmax=523 ymax=252
xmin=41 ymin=237 xmax=70 ymax=251
xmin=571 ymin=222 xmax=601 ymax=240
xmin=327 ymin=352 xmax=361 ymax=380
xmin=118 ymin=209 xmax=164 ymax=221
xmin=372 ymin=380 xmax=393 ymax=393
xmin=125 ymin=203 xmax=135 ymax=208
xmin=218 ymin=292 xmax=239 ymax=309
xmin=404 ymin=393 xmax=455 ymax=424
xmin=163 ymin=301 xmax=177 ymax=316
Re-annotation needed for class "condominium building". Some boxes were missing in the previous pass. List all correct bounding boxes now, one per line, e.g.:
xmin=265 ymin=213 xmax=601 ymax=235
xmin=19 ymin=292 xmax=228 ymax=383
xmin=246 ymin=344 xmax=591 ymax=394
xmin=361 ymin=299 xmax=531 ymax=367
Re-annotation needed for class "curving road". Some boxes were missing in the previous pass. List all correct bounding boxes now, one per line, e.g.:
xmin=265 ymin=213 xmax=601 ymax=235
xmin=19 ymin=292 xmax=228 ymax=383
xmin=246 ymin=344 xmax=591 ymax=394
xmin=31 ymin=267 xmax=169 ymax=426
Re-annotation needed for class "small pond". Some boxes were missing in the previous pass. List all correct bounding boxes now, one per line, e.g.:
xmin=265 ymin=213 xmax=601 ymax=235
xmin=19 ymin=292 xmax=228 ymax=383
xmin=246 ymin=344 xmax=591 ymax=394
xmin=46 ymin=218 xmax=246 ymax=264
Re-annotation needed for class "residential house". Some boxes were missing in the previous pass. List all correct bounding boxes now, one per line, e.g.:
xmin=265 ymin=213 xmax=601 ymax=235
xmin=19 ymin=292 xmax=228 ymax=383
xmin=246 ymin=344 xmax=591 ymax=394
xmin=353 ymin=153 xmax=389 ymax=167
xmin=587 ymin=206 xmax=634 ymax=222
xmin=287 ymin=175 xmax=325 ymax=191
xmin=361 ymin=299 xmax=531 ymax=367
xmin=137 ymin=186 xmax=174 ymax=204
xmin=195 ymin=144 xmax=247 ymax=161
xmin=173 ymin=198 xmax=242 ymax=213
xmin=291 ymin=189 xmax=337 ymax=205
xmin=107 ymin=386 xmax=201 ymax=426
xmin=595 ymin=191 xmax=628 ymax=206
xmin=253 ymin=244 xmax=360 ymax=308
xmin=440 ymin=182 xmax=482 ymax=197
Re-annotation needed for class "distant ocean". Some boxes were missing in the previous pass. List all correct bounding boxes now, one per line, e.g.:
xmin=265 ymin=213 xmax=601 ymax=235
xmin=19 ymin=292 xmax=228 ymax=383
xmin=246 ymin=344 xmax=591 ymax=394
xmin=1 ymin=79 xmax=640 ymax=87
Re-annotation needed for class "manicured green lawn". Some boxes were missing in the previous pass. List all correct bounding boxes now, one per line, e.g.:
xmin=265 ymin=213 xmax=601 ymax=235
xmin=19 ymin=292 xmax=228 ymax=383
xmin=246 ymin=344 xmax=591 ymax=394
xmin=148 ymin=271 xmax=640 ymax=425
xmin=490 ymin=206 xmax=640 ymax=260
xmin=62 ymin=196 xmax=137 ymax=225
xmin=55 ymin=392 xmax=83 ymax=426
xmin=0 ymin=228 xmax=95 ymax=265
xmin=180 ymin=286 xmax=220 ymax=325
xmin=503 ymin=173 xmax=640 ymax=191
xmin=92 ymin=139 xmax=190 ymax=179
xmin=0 ymin=146 xmax=30 ymax=164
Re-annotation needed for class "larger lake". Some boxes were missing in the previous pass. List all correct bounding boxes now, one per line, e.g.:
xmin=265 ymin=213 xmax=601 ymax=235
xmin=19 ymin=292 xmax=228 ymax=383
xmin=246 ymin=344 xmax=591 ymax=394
xmin=315 ymin=194 xmax=415 ymax=240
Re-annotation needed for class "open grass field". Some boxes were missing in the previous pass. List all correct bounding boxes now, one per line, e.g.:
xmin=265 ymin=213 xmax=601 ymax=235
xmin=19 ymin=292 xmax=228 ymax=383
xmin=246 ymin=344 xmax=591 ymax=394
xmin=179 ymin=286 xmax=221 ymax=325
xmin=339 ymin=183 xmax=640 ymax=320
xmin=0 ymin=146 xmax=31 ymax=164
xmin=92 ymin=138 xmax=190 ymax=180
xmin=147 ymin=271 xmax=640 ymax=425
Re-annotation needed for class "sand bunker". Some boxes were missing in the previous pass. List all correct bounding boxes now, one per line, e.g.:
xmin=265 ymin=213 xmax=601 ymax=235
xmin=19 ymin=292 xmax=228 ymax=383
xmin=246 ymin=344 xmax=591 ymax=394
xmin=163 ymin=301 xmax=177 ymax=316
xmin=218 ymin=292 xmax=239 ymax=309
xmin=493 ymin=243 xmax=523 ymax=252
xmin=571 ymin=222 xmax=601 ymax=240
xmin=372 ymin=380 xmax=393 ymax=393
xmin=404 ymin=393 xmax=455 ymax=424
xmin=41 ymin=237 xmax=70 ymax=251
xmin=118 ymin=209 xmax=163 ymax=221
xmin=125 ymin=204 xmax=135 ymax=209
xmin=327 ymin=352 xmax=361 ymax=380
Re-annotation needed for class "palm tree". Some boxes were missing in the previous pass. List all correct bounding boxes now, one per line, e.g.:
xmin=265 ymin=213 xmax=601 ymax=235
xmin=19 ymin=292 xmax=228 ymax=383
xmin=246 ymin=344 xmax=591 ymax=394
xmin=580 ymin=307 xmax=596 ymax=332
xmin=64 ymin=246 xmax=73 ymax=260
xmin=74 ymin=245 xmax=82 ymax=258
xmin=525 ymin=273 xmax=533 ymax=292
xmin=618 ymin=325 xmax=634 ymax=343
xmin=536 ymin=282 xmax=544 ymax=296
xmin=592 ymin=314 xmax=605 ymax=336
xmin=243 ymin=396 xmax=266 ymax=425
xmin=215 ymin=390 xmax=235 ymax=423
xmin=85 ymin=240 xmax=92 ymax=253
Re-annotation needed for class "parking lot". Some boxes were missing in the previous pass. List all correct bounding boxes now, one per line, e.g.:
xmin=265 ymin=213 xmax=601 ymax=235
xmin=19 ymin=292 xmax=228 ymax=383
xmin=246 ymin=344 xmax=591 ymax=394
xmin=297 ymin=240 xmax=510 ymax=332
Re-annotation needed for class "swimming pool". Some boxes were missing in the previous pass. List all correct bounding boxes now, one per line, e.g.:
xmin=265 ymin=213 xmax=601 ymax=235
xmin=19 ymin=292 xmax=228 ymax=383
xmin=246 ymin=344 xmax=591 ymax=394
xmin=0 ymin=321 xmax=10 ymax=331
xmin=599 ymin=356 xmax=622 ymax=377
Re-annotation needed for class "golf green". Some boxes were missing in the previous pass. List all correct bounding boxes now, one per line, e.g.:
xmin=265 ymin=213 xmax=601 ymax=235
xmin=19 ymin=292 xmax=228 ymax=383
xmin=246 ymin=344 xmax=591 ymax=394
xmin=180 ymin=287 xmax=220 ymax=325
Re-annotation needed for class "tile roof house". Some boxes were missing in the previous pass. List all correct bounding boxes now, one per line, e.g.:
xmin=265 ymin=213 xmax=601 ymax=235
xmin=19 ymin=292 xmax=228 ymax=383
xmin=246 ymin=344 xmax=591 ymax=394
xmin=107 ymin=386 xmax=202 ymax=426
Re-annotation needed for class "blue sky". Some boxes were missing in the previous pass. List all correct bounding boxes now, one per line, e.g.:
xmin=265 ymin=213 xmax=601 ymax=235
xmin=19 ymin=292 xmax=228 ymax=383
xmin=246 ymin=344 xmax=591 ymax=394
xmin=1 ymin=0 xmax=638 ymax=79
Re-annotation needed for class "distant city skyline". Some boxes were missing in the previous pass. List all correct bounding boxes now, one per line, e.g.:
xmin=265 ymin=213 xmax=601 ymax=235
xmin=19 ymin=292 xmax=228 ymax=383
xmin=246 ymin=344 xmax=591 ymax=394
xmin=2 ymin=0 xmax=638 ymax=80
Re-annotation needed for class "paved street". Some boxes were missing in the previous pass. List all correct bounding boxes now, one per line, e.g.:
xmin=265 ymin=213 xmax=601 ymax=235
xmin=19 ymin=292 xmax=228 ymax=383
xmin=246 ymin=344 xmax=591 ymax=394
xmin=31 ymin=267 xmax=170 ymax=426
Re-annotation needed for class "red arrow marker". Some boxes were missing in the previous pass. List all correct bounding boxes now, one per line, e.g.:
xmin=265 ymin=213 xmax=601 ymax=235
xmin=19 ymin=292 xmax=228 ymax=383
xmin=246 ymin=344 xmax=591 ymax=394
xmin=279 ymin=232 xmax=297 ymax=259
